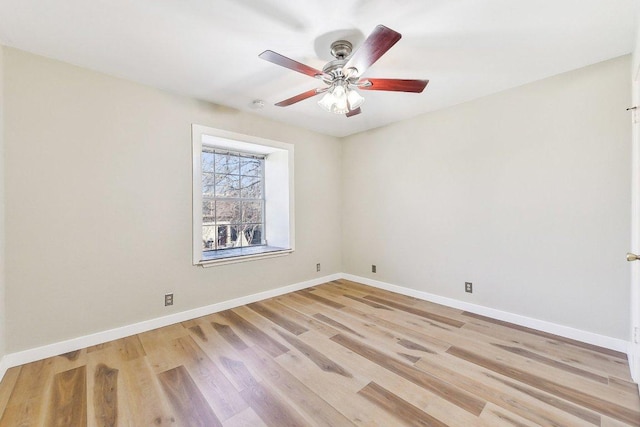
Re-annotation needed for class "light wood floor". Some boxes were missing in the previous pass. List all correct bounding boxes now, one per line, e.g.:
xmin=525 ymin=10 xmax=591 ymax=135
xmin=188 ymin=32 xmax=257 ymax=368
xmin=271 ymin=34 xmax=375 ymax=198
xmin=0 ymin=279 xmax=638 ymax=426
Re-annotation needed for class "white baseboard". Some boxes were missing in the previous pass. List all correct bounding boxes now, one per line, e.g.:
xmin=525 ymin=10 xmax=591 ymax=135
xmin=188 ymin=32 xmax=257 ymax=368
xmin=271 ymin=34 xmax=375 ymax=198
xmin=341 ymin=274 xmax=629 ymax=354
xmin=0 ymin=273 xmax=340 ymax=382
xmin=0 ymin=356 xmax=9 ymax=383
xmin=630 ymin=344 xmax=640 ymax=383
xmin=0 ymin=272 xmax=631 ymax=383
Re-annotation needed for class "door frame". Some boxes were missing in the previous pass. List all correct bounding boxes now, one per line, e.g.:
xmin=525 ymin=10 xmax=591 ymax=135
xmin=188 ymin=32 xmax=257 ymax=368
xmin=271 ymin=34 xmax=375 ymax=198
xmin=630 ymin=61 xmax=640 ymax=383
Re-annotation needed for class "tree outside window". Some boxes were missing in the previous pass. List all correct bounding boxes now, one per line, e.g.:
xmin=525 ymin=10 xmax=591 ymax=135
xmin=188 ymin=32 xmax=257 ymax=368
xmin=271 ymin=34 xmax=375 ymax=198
xmin=201 ymin=149 xmax=266 ymax=252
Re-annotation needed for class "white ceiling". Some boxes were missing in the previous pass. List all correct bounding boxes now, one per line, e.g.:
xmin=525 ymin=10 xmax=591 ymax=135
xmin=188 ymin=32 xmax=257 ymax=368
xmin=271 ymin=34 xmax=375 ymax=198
xmin=0 ymin=0 xmax=637 ymax=137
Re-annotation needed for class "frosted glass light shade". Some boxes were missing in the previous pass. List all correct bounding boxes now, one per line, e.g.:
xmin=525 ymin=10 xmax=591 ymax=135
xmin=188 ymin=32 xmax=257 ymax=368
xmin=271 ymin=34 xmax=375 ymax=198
xmin=318 ymin=82 xmax=363 ymax=115
xmin=317 ymin=91 xmax=335 ymax=112
xmin=332 ymin=85 xmax=348 ymax=114
xmin=347 ymin=89 xmax=364 ymax=110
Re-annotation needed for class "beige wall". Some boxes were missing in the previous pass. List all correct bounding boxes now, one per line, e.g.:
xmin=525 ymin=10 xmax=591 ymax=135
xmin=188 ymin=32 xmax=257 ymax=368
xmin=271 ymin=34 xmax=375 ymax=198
xmin=1 ymin=47 xmax=633 ymax=353
xmin=3 ymin=48 xmax=342 ymax=352
xmin=342 ymin=55 xmax=632 ymax=339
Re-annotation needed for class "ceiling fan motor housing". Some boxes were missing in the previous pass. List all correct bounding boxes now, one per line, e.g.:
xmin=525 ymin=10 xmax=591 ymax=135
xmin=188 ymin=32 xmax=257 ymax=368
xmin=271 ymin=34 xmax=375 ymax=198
xmin=330 ymin=40 xmax=353 ymax=60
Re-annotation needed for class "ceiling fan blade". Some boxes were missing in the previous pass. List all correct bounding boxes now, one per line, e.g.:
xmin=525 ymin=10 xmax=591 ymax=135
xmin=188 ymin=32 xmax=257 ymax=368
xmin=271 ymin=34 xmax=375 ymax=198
xmin=346 ymin=107 xmax=362 ymax=118
xmin=344 ymin=25 xmax=401 ymax=77
xmin=274 ymin=88 xmax=325 ymax=107
xmin=359 ymin=78 xmax=429 ymax=93
xmin=259 ymin=50 xmax=323 ymax=78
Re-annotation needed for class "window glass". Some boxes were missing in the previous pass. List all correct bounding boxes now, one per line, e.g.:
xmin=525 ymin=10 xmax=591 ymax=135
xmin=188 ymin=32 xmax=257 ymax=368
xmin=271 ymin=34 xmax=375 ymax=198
xmin=202 ymin=149 xmax=266 ymax=252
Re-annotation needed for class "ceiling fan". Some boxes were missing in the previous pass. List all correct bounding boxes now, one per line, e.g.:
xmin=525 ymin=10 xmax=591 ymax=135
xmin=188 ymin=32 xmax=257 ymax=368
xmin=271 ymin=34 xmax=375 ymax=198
xmin=259 ymin=25 xmax=428 ymax=118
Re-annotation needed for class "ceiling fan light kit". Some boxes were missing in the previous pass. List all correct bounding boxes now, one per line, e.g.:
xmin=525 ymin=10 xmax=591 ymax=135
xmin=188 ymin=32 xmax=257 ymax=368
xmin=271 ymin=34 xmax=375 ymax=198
xmin=317 ymin=80 xmax=365 ymax=114
xmin=259 ymin=25 xmax=428 ymax=118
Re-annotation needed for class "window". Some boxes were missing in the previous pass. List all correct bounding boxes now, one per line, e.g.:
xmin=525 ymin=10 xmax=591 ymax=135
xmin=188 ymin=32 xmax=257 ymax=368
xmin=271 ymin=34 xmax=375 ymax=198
xmin=192 ymin=125 xmax=294 ymax=266
xmin=202 ymin=149 xmax=265 ymax=251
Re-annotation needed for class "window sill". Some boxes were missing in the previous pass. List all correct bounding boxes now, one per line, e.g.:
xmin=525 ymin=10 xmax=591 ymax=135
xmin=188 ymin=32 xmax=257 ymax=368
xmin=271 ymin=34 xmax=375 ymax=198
xmin=196 ymin=246 xmax=292 ymax=267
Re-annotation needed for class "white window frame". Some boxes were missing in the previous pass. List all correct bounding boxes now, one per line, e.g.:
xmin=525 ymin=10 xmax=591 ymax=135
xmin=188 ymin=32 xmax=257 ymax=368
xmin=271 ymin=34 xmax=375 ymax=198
xmin=192 ymin=124 xmax=295 ymax=267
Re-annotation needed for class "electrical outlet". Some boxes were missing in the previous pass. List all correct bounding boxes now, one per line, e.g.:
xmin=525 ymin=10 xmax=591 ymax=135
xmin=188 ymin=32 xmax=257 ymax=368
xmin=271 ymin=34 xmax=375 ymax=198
xmin=372 ymin=265 xmax=377 ymax=273
xmin=165 ymin=293 xmax=174 ymax=306
xmin=634 ymin=327 xmax=639 ymax=344
xmin=465 ymin=282 xmax=473 ymax=293
xmin=316 ymin=263 xmax=321 ymax=272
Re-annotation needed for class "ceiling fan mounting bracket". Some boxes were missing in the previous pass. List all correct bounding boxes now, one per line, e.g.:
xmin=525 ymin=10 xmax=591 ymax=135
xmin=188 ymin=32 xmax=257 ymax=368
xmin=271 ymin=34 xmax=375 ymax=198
xmin=321 ymin=39 xmax=361 ymax=85
xmin=330 ymin=40 xmax=353 ymax=60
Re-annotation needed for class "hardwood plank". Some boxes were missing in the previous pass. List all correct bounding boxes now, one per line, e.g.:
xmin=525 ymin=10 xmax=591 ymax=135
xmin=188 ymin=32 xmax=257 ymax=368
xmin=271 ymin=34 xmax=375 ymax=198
xmin=219 ymin=356 xmax=308 ymax=427
xmin=397 ymin=338 xmax=437 ymax=354
xmin=276 ymin=292 xmax=318 ymax=308
xmin=189 ymin=320 xmax=267 ymax=393
xmin=336 ymin=280 xmax=466 ymax=319
xmin=413 ymin=349 xmax=603 ymax=426
xmin=47 ymin=366 xmax=87 ymax=427
xmin=0 ymin=367 xmax=21 ymax=419
xmin=398 ymin=353 xmax=421 ymax=363
xmin=60 ymin=350 xmax=81 ymax=362
xmin=215 ymin=310 xmax=288 ymax=357
xmin=84 ymin=344 xmax=131 ymax=427
xmin=297 ymin=289 xmax=345 ymax=309
xmin=138 ymin=323 xmax=187 ymax=355
xmin=312 ymin=313 xmax=365 ymax=338
xmin=364 ymin=295 xmax=465 ymax=328
xmin=242 ymin=346 xmax=354 ymax=426
xmin=340 ymin=293 xmax=634 ymax=408
xmin=479 ymin=402 xmax=541 ymax=427
xmin=312 ymin=304 xmax=445 ymax=363
xmin=339 ymin=304 xmax=452 ymax=352
xmin=261 ymin=299 xmax=342 ymax=337
xmin=455 ymin=341 xmax=637 ymax=411
xmin=457 ymin=331 xmax=638 ymax=407
xmin=171 ymin=335 xmax=248 ymax=421
xmin=219 ymin=356 xmax=260 ymax=391
xmin=114 ymin=335 xmax=147 ymax=362
xmin=484 ymin=372 xmax=602 ymax=425
xmin=330 ymin=333 xmax=487 ymax=416
xmin=189 ymin=325 xmax=208 ymax=342
xmin=609 ymin=376 xmax=640 ymax=395
xmin=278 ymin=327 xmax=477 ymax=425
xmin=158 ymin=365 xmax=222 ymax=427
xmin=247 ymin=301 xmax=308 ymax=335
xmin=272 ymin=336 xmax=404 ymax=426
xmin=411 ymin=351 xmax=599 ymax=426
xmin=212 ymin=321 xmax=249 ymax=352
xmin=602 ymin=416 xmax=640 ymax=427
xmin=492 ymin=343 xmax=609 ymax=384
xmin=239 ymin=382 xmax=308 ymax=427
xmin=223 ymin=408 xmax=267 ymax=427
xmin=0 ymin=358 xmax=55 ymax=426
xmin=274 ymin=329 xmax=352 ymax=378
xmin=93 ymin=363 xmax=118 ymax=427
xmin=141 ymin=326 xmax=193 ymax=376
xmin=119 ymin=355 xmax=177 ymax=425
xmin=86 ymin=342 xmax=111 ymax=353
xmin=446 ymin=346 xmax=640 ymax=426
xmin=341 ymin=293 xmax=394 ymax=310
xmin=461 ymin=311 xmax=627 ymax=359
xmin=52 ymin=349 xmax=87 ymax=377
xmin=358 ymin=381 xmax=448 ymax=427
xmin=463 ymin=320 xmax=632 ymax=381
xmin=335 ymin=280 xmax=424 ymax=306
